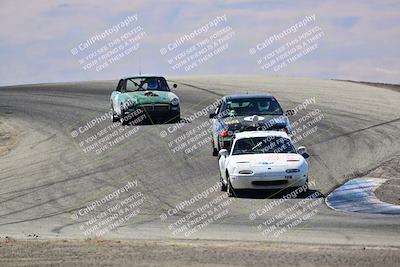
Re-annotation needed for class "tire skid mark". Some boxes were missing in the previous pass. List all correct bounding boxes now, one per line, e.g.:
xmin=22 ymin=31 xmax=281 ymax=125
xmin=315 ymin=117 xmax=400 ymax=145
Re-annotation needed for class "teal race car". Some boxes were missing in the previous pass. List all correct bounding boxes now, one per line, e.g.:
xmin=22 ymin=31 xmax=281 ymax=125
xmin=110 ymin=75 xmax=180 ymax=124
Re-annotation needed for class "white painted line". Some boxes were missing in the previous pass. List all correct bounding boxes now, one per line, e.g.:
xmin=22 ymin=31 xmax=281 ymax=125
xmin=326 ymin=178 xmax=400 ymax=215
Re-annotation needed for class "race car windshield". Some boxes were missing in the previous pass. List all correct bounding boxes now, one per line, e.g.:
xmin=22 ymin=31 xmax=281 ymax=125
xmin=232 ymin=137 xmax=296 ymax=155
xmin=223 ymin=97 xmax=283 ymax=117
xmin=126 ymin=77 xmax=170 ymax=92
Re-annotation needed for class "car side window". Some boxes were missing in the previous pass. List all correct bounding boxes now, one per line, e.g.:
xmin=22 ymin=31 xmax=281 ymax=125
xmin=218 ymin=100 xmax=228 ymax=117
xmin=126 ymin=80 xmax=137 ymax=92
xmin=215 ymin=102 xmax=221 ymax=114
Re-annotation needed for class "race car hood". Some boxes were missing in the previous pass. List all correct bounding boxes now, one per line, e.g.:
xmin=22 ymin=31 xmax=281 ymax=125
xmin=222 ymin=115 xmax=288 ymax=131
xmin=125 ymin=91 xmax=178 ymax=105
xmin=230 ymin=153 xmax=305 ymax=168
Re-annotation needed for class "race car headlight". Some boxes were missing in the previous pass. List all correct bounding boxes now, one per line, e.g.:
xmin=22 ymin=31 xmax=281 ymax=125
xmin=171 ymin=98 xmax=179 ymax=106
xmin=286 ymin=169 xmax=300 ymax=173
xmin=238 ymin=170 xmax=253 ymax=174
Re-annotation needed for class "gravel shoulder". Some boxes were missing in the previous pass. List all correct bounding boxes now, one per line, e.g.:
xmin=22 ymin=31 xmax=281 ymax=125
xmin=0 ymin=239 xmax=399 ymax=267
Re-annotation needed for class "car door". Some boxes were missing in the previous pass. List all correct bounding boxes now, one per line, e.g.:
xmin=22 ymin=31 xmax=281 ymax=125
xmin=218 ymin=145 xmax=232 ymax=183
xmin=218 ymin=153 xmax=228 ymax=182
xmin=111 ymin=79 xmax=126 ymax=116
xmin=212 ymin=99 xmax=225 ymax=149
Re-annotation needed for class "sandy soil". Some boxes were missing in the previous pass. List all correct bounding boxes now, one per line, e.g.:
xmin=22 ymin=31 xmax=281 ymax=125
xmin=0 ymin=118 xmax=17 ymax=156
xmin=0 ymin=239 xmax=399 ymax=267
xmin=370 ymin=156 xmax=400 ymax=205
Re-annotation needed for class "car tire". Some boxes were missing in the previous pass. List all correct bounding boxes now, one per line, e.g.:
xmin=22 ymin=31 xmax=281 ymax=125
xmin=212 ymin=138 xmax=218 ymax=156
xmin=112 ymin=112 xmax=119 ymax=122
xmin=301 ymin=178 xmax=309 ymax=195
xmin=216 ymin=137 xmax=222 ymax=158
xmin=120 ymin=109 xmax=128 ymax=125
xmin=111 ymin=104 xmax=119 ymax=123
xmin=227 ymin=174 xmax=235 ymax=197
xmin=220 ymin=175 xmax=227 ymax=192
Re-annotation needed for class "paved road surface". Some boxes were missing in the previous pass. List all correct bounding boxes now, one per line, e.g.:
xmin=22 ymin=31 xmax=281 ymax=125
xmin=0 ymin=76 xmax=399 ymax=247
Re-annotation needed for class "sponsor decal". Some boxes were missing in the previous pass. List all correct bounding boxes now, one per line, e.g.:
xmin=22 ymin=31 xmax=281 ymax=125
xmin=144 ymin=92 xmax=159 ymax=97
xmin=224 ymin=119 xmax=240 ymax=125
xmin=244 ymin=115 xmax=265 ymax=122
xmin=258 ymin=161 xmax=273 ymax=165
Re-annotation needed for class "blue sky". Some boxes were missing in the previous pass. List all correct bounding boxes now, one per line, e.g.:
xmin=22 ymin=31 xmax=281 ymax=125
xmin=0 ymin=0 xmax=399 ymax=86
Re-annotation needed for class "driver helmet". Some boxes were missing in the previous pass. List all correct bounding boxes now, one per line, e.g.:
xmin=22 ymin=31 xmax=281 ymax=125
xmin=147 ymin=80 xmax=159 ymax=90
xmin=258 ymin=101 xmax=270 ymax=112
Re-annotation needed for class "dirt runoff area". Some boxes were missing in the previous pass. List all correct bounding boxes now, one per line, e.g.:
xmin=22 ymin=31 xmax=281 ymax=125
xmin=0 ymin=239 xmax=399 ymax=267
xmin=370 ymin=156 xmax=400 ymax=205
xmin=0 ymin=118 xmax=17 ymax=156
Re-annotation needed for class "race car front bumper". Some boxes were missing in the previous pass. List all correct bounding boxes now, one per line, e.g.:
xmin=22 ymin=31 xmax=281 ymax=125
xmin=126 ymin=105 xmax=180 ymax=120
xmin=229 ymin=174 xmax=307 ymax=189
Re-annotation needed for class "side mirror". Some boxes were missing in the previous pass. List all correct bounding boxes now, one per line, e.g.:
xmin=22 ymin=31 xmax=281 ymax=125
xmin=285 ymin=109 xmax=295 ymax=116
xmin=219 ymin=149 xmax=229 ymax=157
xmin=173 ymin=83 xmax=178 ymax=88
xmin=301 ymin=152 xmax=310 ymax=159
xmin=209 ymin=113 xmax=216 ymax=119
xmin=297 ymin=146 xmax=310 ymax=159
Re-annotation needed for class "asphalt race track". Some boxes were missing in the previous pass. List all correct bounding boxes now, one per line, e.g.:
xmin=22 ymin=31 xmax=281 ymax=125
xmin=0 ymin=75 xmax=400 ymax=247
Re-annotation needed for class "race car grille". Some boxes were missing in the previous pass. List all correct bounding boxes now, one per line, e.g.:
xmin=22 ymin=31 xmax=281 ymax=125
xmin=153 ymin=105 xmax=170 ymax=111
xmin=252 ymin=180 xmax=288 ymax=186
xmin=139 ymin=105 xmax=170 ymax=112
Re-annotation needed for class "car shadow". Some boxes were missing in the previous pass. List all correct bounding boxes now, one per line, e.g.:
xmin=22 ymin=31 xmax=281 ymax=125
xmin=125 ymin=116 xmax=191 ymax=126
xmin=231 ymin=188 xmax=324 ymax=199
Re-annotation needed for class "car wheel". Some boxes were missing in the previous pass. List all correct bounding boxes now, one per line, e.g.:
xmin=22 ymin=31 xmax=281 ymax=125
xmin=212 ymin=138 xmax=218 ymax=157
xmin=111 ymin=104 xmax=119 ymax=122
xmin=302 ymin=178 xmax=309 ymax=195
xmin=120 ymin=109 xmax=128 ymax=125
xmin=227 ymin=174 xmax=235 ymax=197
xmin=216 ymin=137 xmax=222 ymax=158
xmin=112 ymin=112 xmax=119 ymax=122
xmin=220 ymin=175 xmax=227 ymax=192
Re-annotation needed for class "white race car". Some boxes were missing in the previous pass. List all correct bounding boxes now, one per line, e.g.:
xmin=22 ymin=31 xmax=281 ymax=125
xmin=218 ymin=131 xmax=310 ymax=196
